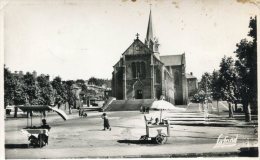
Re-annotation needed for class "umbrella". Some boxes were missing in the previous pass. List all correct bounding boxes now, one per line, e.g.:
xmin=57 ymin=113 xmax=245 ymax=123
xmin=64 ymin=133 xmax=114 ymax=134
xmin=150 ymin=100 xmax=186 ymax=122
xmin=48 ymin=106 xmax=68 ymax=121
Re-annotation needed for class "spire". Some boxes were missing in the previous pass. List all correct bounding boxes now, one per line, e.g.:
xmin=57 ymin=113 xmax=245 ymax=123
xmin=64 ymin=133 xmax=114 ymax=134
xmin=145 ymin=9 xmax=153 ymax=46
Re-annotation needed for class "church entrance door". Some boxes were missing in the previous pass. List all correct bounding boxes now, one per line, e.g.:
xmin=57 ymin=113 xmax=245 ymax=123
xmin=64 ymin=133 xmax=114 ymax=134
xmin=136 ymin=90 xmax=143 ymax=99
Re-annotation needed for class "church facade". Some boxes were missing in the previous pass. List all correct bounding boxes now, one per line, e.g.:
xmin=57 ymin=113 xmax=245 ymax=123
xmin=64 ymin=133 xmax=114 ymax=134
xmin=111 ymin=10 xmax=190 ymax=105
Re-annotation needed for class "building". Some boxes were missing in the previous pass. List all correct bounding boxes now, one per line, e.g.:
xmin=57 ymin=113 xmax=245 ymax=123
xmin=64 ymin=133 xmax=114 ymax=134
xmin=112 ymin=9 xmax=195 ymax=105
xmin=186 ymin=72 xmax=198 ymax=98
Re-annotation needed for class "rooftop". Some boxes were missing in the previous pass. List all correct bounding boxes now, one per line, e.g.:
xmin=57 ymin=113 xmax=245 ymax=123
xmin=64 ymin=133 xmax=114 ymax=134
xmin=160 ymin=54 xmax=184 ymax=66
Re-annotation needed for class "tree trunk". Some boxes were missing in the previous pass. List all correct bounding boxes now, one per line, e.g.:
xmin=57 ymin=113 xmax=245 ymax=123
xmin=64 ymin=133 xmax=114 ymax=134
xmin=69 ymin=105 xmax=72 ymax=114
xmin=243 ymin=102 xmax=251 ymax=122
xmin=228 ymin=102 xmax=234 ymax=118
xmin=217 ymin=100 xmax=220 ymax=115
xmin=234 ymin=101 xmax=238 ymax=112
xmin=43 ymin=111 xmax=46 ymax=118
xmin=14 ymin=106 xmax=18 ymax=118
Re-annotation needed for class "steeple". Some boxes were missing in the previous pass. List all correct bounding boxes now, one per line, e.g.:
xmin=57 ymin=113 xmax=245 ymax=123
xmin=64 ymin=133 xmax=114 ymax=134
xmin=145 ymin=9 xmax=153 ymax=46
xmin=144 ymin=7 xmax=160 ymax=57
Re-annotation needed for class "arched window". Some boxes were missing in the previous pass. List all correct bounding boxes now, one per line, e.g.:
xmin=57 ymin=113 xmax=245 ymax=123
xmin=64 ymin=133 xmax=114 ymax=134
xmin=174 ymin=71 xmax=179 ymax=85
xmin=132 ymin=62 xmax=136 ymax=78
xmin=136 ymin=62 xmax=141 ymax=78
xmin=156 ymin=68 xmax=161 ymax=83
xmin=141 ymin=62 xmax=146 ymax=79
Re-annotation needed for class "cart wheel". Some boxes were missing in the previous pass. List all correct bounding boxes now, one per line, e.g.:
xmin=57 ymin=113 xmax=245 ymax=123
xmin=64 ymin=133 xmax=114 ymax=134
xmin=155 ymin=133 xmax=167 ymax=144
xmin=29 ymin=135 xmax=38 ymax=147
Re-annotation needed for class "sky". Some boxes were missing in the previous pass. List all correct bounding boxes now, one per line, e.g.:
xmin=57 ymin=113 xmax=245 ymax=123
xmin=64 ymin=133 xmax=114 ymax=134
xmin=3 ymin=0 xmax=259 ymax=81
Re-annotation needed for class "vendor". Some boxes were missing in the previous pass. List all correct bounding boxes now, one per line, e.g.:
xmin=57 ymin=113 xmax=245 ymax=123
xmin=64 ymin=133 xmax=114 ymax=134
xmin=41 ymin=119 xmax=51 ymax=130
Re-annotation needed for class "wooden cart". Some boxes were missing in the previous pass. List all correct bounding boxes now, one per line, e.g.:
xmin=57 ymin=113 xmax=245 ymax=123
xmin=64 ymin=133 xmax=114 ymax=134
xmin=140 ymin=115 xmax=170 ymax=144
xmin=19 ymin=105 xmax=67 ymax=148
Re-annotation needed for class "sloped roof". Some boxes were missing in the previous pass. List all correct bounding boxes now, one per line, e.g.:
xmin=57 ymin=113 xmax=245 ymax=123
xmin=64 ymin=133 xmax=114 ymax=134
xmin=160 ymin=54 xmax=184 ymax=66
xmin=122 ymin=39 xmax=152 ymax=56
xmin=186 ymin=73 xmax=197 ymax=79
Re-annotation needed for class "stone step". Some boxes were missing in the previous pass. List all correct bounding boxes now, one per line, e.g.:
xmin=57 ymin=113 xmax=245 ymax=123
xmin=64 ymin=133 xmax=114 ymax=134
xmin=105 ymin=99 xmax=155 ymax=111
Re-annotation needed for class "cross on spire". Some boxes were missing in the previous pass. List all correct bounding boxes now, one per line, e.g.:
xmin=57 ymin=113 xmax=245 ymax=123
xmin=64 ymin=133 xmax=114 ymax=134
xmin=136 ymin=33 xmax=139 ymax=39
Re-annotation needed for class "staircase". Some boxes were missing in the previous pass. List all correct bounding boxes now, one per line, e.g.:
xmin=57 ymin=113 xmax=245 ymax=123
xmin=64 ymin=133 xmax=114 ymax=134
xmin=103 ymin=99 xmax=155 ymax=111
xmin=101 ymin=97 xmax=116 ymax=111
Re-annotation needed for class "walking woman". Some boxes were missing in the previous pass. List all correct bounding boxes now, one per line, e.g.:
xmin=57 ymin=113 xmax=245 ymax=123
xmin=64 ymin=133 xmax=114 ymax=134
xmin=101 ymin=113 xmax=111 ymax=131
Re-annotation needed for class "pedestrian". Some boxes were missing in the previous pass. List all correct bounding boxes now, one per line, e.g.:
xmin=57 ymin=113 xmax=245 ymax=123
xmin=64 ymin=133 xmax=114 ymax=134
xmin=146 ymin=106 xmax=150 ymax=113
xmin=140 ymin=106 xmax=143 ymax=113
xmin=101 ymin=113 xmax=111 ymax=131
xmin=143 ymin=106 xmax=146 ymax=113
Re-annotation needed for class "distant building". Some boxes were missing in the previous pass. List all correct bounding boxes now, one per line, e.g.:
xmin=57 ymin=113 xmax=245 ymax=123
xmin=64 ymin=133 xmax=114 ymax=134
xmin=186 ymin=72 xmax=198 ymax=98
xmin=104 ymin=88 xmax=112 ymax=99
xmin=111 ymin=9 xmax=196 ymax=105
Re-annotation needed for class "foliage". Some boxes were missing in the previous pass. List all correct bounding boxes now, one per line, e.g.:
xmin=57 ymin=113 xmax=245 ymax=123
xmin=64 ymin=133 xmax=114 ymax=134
xmin=218 ymin=56 xmax=237 ymax=102
xmin=76 ymin=79 xmax=85 ymax=87
xmin=199 ymin=72 xmax=212 ymax=94
xmin=4 ymin=66 xmax=26 ymax=105
xmin=52 ymin=76 xmax=66 ymax=105
xmin=234 ymin=16 xmax=257 ymax=116
xmin=64 ymin=80 xmax=76 ymax=105
xmin=36 ymin=75 xmax=55 ymax=105
xmin=211 ymin=70 xmax=221 ymax=101
xmin=88 ymin=77 xmax=111 ymax=87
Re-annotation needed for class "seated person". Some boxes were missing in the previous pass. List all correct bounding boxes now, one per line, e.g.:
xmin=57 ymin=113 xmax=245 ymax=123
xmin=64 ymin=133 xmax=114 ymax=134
xmin=153 ymin=118 xmax=159 ymax=125
xmin=40 ymin=119 xmax=51 ymax=130
xmin=39 ymin=119 xmax=51 ymax=145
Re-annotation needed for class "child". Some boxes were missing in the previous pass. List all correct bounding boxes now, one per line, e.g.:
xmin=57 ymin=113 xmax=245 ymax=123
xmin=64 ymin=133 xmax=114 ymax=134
xmin=101 ymin=113 xmax=111 ymax=131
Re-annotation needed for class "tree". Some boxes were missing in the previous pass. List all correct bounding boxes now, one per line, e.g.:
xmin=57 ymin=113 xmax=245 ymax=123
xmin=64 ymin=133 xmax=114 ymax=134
xmin=88 ymin=77 xmax=106 ymax=86
xmin=51 ymin=76 xmax=66 ymax=108
xmin=234 ymin=16 xmax=257 ymax=121
xmin=23 ymin=72 xmax=41 ymax=105
xmin=76 ymin=79 xmax=85 ymax=87
xmin=36 ymin=74 xmax=55 ymax=105
xmin=199 ymin=72 xmax=212 ymax=94
xmin=211 ymin=70 xmax=221 ymax=115
xmin=219 ymin=56 xmax=237 ymax=118
xmin=64 ymin=80 xmax=75 ymax=114
xmin=4 ymin=66 xmax=15 ymax=106
xmin=198 ymin=72 xmax=212 ymax=111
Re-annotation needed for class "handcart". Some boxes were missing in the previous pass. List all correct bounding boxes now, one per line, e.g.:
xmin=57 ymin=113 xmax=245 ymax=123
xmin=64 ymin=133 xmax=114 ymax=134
xmin=18 ymin=105 xmax=67 ymax=148
xmin=140 ymin=115 xmax=170 ymax=144
xmin=21 ymin=128 xmax=49 ymax=148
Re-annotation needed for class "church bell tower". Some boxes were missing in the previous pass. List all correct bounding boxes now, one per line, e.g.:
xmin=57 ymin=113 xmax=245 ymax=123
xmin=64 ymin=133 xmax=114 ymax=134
xmin=145 ymin=8 xmax=160 ymax=59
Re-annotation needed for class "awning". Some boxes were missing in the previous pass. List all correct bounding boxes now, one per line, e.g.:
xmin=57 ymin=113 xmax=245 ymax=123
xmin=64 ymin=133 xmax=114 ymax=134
xmin=18 ymin=105 xmax=68 ymax=121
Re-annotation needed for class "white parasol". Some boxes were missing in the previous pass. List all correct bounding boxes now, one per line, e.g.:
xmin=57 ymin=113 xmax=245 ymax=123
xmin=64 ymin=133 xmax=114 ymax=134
xmin=150 ymin=100 xmax=186 ymax=122
xmin=49 ymin=106 xmax=68 ymax=121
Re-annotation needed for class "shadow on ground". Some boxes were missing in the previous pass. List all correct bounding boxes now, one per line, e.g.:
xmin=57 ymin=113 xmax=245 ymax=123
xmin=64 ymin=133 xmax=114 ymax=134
xmin=5 ymin=144 xmax=29 ymax=149
xmin=239 ymin=147 xmax=258 ymax=157
xmin=117 ymin=139 xmax=158 ymax=145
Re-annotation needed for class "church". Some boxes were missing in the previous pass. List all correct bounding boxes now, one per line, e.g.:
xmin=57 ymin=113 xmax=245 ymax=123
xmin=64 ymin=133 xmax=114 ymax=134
xmin=111 ymin=10 xmax=195 ymax=105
